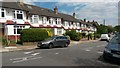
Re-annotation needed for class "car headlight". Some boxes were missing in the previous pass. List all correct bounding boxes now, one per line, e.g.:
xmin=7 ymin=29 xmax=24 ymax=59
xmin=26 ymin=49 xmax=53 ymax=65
xmin=42 ymin=42 xmax=49 ymax=44
xmin=105 ymin=48 xmax=111 ymax=53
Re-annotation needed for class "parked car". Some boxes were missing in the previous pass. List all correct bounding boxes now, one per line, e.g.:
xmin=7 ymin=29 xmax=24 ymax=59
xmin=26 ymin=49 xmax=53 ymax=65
xmin=103 ymin=34 xmax=120 ymax=62
xmin=100 ymin=34 xmax=110 ymax=41
xmin=37 ymin=36 xmax=70 ymax=49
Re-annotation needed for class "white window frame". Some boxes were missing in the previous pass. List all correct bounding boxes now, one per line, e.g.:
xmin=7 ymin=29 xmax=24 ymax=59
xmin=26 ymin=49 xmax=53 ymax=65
xmin=31 ymin=15 xmax=39 ymax=23
xmin=43 ymin=17 xmax=47 ymax=24
xmin=1 ymin=8 xmax=6 ymax=18
xmin=57 ymin=28 xmax=62 ymax=35
xmin=49 ymin=18 xmax=53 ymax=25
xmin=14 ymin=10 xmax=23 ymax=19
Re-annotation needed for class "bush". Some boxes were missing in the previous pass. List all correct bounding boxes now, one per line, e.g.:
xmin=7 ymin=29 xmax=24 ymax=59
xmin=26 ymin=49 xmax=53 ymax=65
xmin=20 ymin=28 xmax=50 ymax=43
xmin=65 ymin=30 xmax=81 ymax=41
xmin=81 ymin=33 xmax=86 ymax=38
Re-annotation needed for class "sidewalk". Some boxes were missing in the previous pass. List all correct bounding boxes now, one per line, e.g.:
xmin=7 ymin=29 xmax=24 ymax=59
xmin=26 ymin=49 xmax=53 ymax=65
xmin=0 ymin=39 xmax=99 ymax=53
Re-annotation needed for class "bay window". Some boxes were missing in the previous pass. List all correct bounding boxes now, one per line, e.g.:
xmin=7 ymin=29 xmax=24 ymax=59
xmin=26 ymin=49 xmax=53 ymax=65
xmin=30 ymin=15 xmax=39 ymax=23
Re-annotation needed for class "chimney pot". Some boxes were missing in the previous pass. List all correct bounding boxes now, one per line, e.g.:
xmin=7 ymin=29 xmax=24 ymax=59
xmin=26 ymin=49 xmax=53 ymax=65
xmin=73 ymin=13 xmax=76 ymax=18
xmin=54 ymin=6 xmax=58 ymax=14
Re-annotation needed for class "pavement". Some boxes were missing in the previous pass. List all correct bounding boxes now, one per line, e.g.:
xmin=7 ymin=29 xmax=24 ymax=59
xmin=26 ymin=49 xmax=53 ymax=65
xmin=0 ymin=39 xmax=99 ymax=53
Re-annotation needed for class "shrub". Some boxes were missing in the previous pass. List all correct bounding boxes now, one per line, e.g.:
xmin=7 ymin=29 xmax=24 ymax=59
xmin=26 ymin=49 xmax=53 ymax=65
xmin=65 ymin=30 xmax=81 ymax=41
xmin=20 ymin=28 xmax=49 ymax=43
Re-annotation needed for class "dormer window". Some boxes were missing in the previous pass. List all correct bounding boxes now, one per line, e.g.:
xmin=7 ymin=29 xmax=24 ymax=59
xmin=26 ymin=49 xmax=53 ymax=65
xmin=14 ymin=10 xmax=23 ymax=19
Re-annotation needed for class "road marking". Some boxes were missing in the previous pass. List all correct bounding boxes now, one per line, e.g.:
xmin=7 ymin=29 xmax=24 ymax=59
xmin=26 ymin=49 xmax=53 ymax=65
xmin=85 ymin=49 xmax=91 ymax=51
xmin=13 ymin=57 xmax=42 ymax=63
xmin=97 ymin=51 xmax=103 ymax=54
xmin=10 ymin=56 xmax=34 ymax=61
xmin=24 ymin=51 xmax=34 ymax=54
xmin=55 ymin=53 xmax=59 ymax=54
xmin=31 ymin=53 xmax=40 ymax=56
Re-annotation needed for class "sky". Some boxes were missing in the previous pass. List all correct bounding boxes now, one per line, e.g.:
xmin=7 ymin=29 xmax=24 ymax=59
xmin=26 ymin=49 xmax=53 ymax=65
xmin=23 ymin=0 xmax=120 ymax=26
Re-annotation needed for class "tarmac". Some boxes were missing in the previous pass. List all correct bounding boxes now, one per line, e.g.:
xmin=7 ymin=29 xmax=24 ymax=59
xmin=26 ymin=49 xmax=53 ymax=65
xmin=0 ymin=39 xmax=99 ymax=53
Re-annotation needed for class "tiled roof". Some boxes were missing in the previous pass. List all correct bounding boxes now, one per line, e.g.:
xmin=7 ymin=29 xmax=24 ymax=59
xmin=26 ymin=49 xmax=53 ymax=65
xmin=1 ymin=2 xmax=79 ymax=22
xmin=1 ymin=2 xmax=98 ymax=26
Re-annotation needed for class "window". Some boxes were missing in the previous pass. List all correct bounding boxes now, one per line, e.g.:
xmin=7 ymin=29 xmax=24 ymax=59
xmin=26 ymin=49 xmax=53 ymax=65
xmin=14 ymin=10 xmax=23 ymax=19
xmin=49 ymin=18 xmax=53 ymax=25
xmin=57 ymin=28 xmax=62 ymax=35
xmin=1 ymin=8 xmax=5 ymax=17
xmin=31 ymin=15 xmax=39 ymax=23
xmin=55 ymin=18 xmax=57 ymax=24
xmin=14 ymin=26 xmax=25 ymax=34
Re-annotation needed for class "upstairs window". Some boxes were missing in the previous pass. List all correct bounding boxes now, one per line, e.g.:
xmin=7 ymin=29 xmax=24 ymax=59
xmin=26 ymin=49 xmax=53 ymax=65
xmin=31 ymin=15 xmax=39 ymax=23
xmin=55 ymin=18 xmax=61 ymax=25
xmin=49 ymin=18 xmax=53 ymax=25
xmin=14 ymin=10 xmax=23 ymax=19
xmin=1 ymin=8 xmax=5 ymax=17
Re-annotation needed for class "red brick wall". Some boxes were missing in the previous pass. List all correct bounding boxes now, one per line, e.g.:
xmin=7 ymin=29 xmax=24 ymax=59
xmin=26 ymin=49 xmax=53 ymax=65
xmin=8 ymin=35 xmax=20 ymax=40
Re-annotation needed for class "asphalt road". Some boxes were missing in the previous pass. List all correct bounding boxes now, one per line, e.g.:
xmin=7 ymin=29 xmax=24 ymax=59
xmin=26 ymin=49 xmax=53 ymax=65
xmin=2 ymin=41 xmax=120 ymax=67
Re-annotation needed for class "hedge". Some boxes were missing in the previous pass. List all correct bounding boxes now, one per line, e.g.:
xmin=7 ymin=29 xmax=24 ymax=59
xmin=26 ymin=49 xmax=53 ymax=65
xmin=65 ymin=30 xmax=81 ymax=41
xmin=20 ymin=28 xmax=49 ymax=43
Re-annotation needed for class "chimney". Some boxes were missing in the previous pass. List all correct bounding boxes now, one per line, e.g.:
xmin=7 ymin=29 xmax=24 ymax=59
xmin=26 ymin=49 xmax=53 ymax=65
xmin=54 ymin=6 xmax=58 ymax=14
xmin=84 ymin=19 xmax=86 ymax=22
xmin=88 ymin=21 xmax=90 ymax=23
xmin=73 ymin=13 xmax=76 ymax=18
xmin=19 ymin=0 xmax=24 ymax=5
xmin=93 ymin=20 xmax=94 ymax=22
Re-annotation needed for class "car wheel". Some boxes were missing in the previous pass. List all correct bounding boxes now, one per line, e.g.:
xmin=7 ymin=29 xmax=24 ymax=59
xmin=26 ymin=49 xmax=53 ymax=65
xmin=65 ymin=43 xmax=68 ymax=47
xmin=48 ymin=43 xmax=53 ymax=49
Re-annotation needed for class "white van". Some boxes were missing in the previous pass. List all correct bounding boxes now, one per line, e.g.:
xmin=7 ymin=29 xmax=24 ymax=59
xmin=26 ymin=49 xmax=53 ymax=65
xmin=100 ymin=34 xmax=110 ymax=41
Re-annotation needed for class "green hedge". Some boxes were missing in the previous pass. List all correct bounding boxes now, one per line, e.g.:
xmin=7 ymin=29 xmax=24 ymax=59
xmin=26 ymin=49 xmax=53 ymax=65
xmin=20 ymin=28 xmax=49 ymax=43
xmin=65 ymin=30 xmax=81 ymax=41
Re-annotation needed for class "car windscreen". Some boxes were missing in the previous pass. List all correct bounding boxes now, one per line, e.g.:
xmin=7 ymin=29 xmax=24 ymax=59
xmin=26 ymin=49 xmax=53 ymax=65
xmin=44 ymin=37 xmax=55 ymax=41
xmin=109 ymin=36 xmax=120 ymax=44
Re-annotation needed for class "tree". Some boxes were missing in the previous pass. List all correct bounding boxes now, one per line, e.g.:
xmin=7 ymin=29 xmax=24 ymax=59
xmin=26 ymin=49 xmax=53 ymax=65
xmin=114 ymin=25 xmax=120 ymax=32
xmin=97 ymin=24 xmax=108 ymax=34
xmin=107 ymin=25 xmax=115 ymax=33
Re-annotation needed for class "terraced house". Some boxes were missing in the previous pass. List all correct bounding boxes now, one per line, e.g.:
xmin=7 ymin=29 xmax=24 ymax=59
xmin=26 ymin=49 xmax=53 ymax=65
xmin=0 ymin=1 xmax=98 ymax=41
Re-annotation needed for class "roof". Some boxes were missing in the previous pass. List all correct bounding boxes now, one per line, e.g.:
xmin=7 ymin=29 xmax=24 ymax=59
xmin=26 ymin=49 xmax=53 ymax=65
xmin=1 ymin=2 xmax=79 ymax=22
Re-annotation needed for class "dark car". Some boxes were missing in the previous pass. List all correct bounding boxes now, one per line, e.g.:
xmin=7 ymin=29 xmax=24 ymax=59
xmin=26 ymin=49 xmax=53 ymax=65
xmin=103 ymin=34 xmax=120 ymax=62
xmin=37 ymin=36 xmax=70 ymax=49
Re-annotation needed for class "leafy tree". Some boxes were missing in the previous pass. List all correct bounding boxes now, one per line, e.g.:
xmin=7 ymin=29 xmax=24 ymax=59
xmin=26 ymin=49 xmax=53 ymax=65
xmin=97 ymin=24 xmax=108 ymax=34
xmin=107 ymin=25 xmax=115 ymax=33
xmin=114 ymin=25 xmax=120 ymax=32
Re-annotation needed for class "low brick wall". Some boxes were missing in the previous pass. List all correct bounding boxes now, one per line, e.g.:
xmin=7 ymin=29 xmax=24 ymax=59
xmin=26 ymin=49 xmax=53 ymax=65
xmin=23 ymin=42 xmax=37 ymax=46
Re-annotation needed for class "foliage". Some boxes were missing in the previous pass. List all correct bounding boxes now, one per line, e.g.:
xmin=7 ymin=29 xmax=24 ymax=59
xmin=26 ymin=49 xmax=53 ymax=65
xmin=65 ymin=30 xmax=81 ymax=41
xmin=2 ymin=37 xmax=9 ymax=46
xmin=107 ymin=25 xmax=115 ymax=33
xmin=114 ymin=25 xmax=120 ymax=33
xmin=20 ymin=28 xmax=49 ymax=43
xmin=97 ymin=25 xmax=108 ymax=34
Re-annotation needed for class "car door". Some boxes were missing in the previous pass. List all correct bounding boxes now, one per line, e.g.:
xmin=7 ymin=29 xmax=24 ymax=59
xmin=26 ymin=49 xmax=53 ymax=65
xmin=54 ymin=36 xmax=61 ymax=46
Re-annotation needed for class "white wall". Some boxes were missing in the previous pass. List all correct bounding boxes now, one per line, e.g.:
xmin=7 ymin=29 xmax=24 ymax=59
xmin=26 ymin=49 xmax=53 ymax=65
xmin=7 ymin=25 xmax=14 ymax=35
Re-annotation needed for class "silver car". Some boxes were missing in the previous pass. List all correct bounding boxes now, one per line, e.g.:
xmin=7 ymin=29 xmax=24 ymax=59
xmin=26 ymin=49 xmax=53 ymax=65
xmin=37 ymin=36 xmax=70 ymax=49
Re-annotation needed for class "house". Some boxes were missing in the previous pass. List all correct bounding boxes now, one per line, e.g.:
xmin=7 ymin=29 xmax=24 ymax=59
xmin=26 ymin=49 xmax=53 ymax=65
xmin=0 ymin=1 xmax=98 ymax=41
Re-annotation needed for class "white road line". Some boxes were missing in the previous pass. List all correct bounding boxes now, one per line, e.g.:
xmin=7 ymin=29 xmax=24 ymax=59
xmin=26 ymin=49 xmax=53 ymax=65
xmin=24 ymin=51 xmax=34 ymax=54
xmin=55 ymin=53 xmax=59 ymax=54
xmin=97 ymin=51 xmax=103 ymax=54
xmin=85 ymin=49 xmax=91 ymax=51
xmin=10 ymin=56 xmax=34 ymax=61
xmin=13 ymin=57 xmax=42 ymax=63
xmin=31 ymin=53 xmax=40 ymax=56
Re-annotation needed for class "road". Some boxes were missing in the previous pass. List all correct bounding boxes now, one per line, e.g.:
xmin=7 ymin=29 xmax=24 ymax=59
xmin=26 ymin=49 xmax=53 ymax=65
xmin=2 ymin=41 xmax=120 ymax=67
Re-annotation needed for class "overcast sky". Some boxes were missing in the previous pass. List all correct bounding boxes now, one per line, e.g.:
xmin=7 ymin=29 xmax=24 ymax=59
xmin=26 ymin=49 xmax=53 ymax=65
xmin=24 ymin=0 xmax=120 ymax=26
